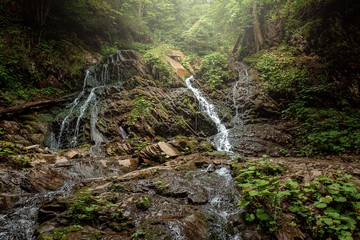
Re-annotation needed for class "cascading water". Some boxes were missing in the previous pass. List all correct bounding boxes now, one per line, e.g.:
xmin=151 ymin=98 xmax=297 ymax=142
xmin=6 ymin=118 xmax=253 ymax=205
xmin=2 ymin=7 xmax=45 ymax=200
xmin=167 ymin=165 xmax=243 ymax=239
xmin=0 ymin=159 xmax=123 ymax=240
xmin=232 ymin=63 xmax=250 ymax=126
xmin=53 ymin=51 xmax=128 ymax=150
xmin=185 ymin=76 xmax=233 ymax=155
xmin=0 ymin=51 xmax=132 ymax=239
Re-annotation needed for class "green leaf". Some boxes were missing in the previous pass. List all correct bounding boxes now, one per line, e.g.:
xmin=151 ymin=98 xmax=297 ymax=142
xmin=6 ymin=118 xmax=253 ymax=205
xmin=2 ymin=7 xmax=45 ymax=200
xmin=249 ymin=190 xmax=260 ymax=196
xmin=288 ymin=205 xmax=301 ymax=213
xmin=237 ymin=200 xmax=250 ymax=208
xmin=256 ymin=209 xmax=270 ymax=221
xmin=334 ymin=196 xmax=347 ymax=202
xmin=352 ymin=202 xmax=360 ymax=209
xmin=328 ymin=183 xmax=341 ymax=194
xmin=319 ymin=196 xmax=333 ymax=204
xmin=325 ymin=210 xmax=340 ymax=219
xmin=314 ymin=202 xmax=327 ymax=208
xmin=323 ymin=218 xmax=334 ymax=226
xmin=245 ymin=213 xmax=255 ymax=222
xmin=238 ymin=183 xmax=253 ymax=188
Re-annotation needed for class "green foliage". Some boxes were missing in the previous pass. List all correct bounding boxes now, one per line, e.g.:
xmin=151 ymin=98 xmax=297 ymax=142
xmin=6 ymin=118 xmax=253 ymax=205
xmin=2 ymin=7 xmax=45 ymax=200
xmin=67 ymin=190 xmax=101 ymax=225
xmin=200 ymin=52 xmax=232 ymax=90
xmin=234 ymin=157 xmax=285 ymax=232
xmin=128 ymin=95 xmax=151 ymax=122
xmin=151 ymin=179 xmax=169 ymax=192
xmin=286 ymin=104 xmax=360 ymax=156
xmin=101 ymin=45 xmax=118 ymax=57
xmin=235 ymin=159 xmax=360 ymax=239
xmin=134 ymin=139 xmax=151 ymax=153
xmin=143 ymin=44 xmax=174 ymax=86
xmin=131 ymin=231 xmax=146 ymax=238
xmin=136 ymin=195 xmax=151 ymax=210
xmin=244 ymin=47 xmax=310 ymax=95
xmin=0 ymin=141 xmax=31 ymax=169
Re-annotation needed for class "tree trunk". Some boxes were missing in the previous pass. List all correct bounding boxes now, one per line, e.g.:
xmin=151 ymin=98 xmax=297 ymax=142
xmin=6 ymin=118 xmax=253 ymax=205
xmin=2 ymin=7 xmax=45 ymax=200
xmin=0 ymin=98 xmax=67 ymax=118
xmin=138 ymin=1 xmax=144 ymax=17
xmin=232 ymin=32 xmax=242 ymax=54
xmin=33 ymin=0 xmax=52 ymax=44
xmin=252 ymin=2 xmax=264 ymax=52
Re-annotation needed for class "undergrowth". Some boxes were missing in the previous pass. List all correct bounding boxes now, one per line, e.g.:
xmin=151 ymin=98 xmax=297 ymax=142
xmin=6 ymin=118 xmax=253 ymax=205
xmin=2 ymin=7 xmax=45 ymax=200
xmin=234 ymin=156 xmax=360 ymax=240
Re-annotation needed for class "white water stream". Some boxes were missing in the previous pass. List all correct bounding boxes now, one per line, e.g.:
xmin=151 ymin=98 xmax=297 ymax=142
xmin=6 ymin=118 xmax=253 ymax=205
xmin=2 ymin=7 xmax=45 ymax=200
xmin=53 ymin=51 xmax=128 ymax=150
xmin=232 ymin=63 xmax=250 ymax=126
xmin=0 ymin=160 xmax=122 ymax=240
xmin=185 ymin=76 xmax=233 ymax=155
xmin=168 ymin=166 xmax=243 ymax=239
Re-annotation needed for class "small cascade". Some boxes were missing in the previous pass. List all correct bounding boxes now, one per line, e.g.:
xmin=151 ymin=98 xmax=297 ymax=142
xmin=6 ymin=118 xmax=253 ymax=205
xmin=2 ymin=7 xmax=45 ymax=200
xmin=52 ymin=51 xmax=129 ymax=150
xmin=167 ymin=166 xmax=243 ymax=239
xmin=119 ymin=126 xmax=128 ymax=142
xmin=70 ymin=87 xmax=99 ymax=147
xmin=232 ymin=63 xmax=250 ymax=126
xmin=55 ymin=69 xmax=91 ymax=150
xmin=0 ymin=159 xmax=122 ymax=240
xmin=185 ymin=76 xmax=233 ymax=155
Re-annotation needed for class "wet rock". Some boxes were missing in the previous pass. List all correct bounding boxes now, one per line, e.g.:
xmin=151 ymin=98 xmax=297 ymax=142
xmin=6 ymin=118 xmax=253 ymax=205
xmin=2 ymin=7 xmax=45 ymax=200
xmin=84 ymin=50 xmax=101 ymax=66
xmin=165 ymin=56 xmax=191 ymax=84
xmin=25 ymin=145 xmax=40 ymax=151
xmin=36 ymin=221 xmax=57 ymax=237
xmin=0 ymin=194 xmax=20 ymax=211
xmin=89 ymin=182 xmax=112 ymax=194
xmin=65 ymin=150 xmax=80 ymax=159
xmin=38 ymin=203 xmax=67 ymax=224
xmin=117 ymin=159 xmax=138 ymax=167
xmin=139 ymin=142 xmax=179 ymax=162
xmin=275 ymin=224 xmax=306 ymax=240
xmin=21 ymin=165 xmax=70 ymax=192
xmin=106 ymin=142 xmax=133 ymax=155
xmin=158 ymin=142 xmax=180 ymax=157
xmin=0 ymin=120 xmax=20 ymax=134
xmin=170 ymin=214 xmax=207 ymax=239
xmin=55 ymin=156 xmax=68 ymax=164
xmin=188 ymin=190 xmax=208 ymax=204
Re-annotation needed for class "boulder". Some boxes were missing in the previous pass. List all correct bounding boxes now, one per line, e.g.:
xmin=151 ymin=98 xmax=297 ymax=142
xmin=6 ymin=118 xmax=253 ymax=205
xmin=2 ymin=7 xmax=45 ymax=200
xmin=65 ymin=150 xmax=80 ymax=159
xmin=139 ymin=142 xmax=180 ymax=162
xmin=20 ymin=165 xmax=70 ymax=192
xmin=117 ymin=159 xmax=138 ymax=167
xmin=24 ymin=145 xmax=40 ymax=152
xmin=158 ymin=142 xmax=180 ymax=157
xmin=106 ymin=142 xmax=133 ymax=155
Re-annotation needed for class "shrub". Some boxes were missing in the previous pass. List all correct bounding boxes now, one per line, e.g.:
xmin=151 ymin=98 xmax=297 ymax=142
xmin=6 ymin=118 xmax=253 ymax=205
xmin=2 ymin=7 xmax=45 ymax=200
xmin=200 ymin=52 xmax=232 ymax=90
xmin=234 ymin=158 xmax=360 ymax=239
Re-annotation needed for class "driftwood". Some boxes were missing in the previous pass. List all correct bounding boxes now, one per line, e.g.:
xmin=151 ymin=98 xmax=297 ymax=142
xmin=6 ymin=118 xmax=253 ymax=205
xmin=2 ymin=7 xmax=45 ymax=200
xmin=0 ymin=98 xmax=67 ymax=118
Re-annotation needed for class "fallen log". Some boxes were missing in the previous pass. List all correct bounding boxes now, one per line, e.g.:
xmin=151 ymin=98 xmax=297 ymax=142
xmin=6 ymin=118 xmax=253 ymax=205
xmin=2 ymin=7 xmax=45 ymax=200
xmin=0 ymin=98 xmax=67 ymax=118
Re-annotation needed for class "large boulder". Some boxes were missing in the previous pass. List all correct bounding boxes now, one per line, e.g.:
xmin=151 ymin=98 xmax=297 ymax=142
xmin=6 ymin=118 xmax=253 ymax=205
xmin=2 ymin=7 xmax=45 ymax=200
xmin=139 ymin=142 xmax=180 ymax=163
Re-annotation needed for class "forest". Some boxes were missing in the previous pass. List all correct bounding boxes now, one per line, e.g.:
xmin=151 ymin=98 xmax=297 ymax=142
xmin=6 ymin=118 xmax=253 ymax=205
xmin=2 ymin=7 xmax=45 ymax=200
xmin=0 ymin=0 xmax=360 ymax=239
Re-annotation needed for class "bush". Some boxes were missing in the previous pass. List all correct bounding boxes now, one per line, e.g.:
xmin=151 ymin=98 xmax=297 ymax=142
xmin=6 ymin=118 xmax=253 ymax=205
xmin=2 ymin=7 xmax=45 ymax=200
xmin=244 ymin=47 xmax=310 ymax=96
xmin=234 ymin=158 xmax=360 ymax=239
xmin=200 ymin=52 xmax=232 ymax=90
xmin=286 ymin=104 xmax=360 ymax=156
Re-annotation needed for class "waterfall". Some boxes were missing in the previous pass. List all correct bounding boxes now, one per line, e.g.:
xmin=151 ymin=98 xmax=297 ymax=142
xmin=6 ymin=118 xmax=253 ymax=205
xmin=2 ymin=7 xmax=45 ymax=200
xmin=185 ymin=76 xmax=233 ymax=155
xmin=232 ymin=63 xmax=250 ymax=126
xmin=52 ymin=51 xmax=128 ymax=150
xmin=0 ymin=159 xmax=122 ymax=240
xmin=119 ymin=126 xmax=128 ymax=142
xmin=55 ymin=69 xmax=92 ymax=150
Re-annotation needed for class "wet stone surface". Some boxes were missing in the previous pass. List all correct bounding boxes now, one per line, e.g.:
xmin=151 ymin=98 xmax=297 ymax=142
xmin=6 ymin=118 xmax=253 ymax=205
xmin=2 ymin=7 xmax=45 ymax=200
xmin=34 ymin=156 xmax=244 ymax=240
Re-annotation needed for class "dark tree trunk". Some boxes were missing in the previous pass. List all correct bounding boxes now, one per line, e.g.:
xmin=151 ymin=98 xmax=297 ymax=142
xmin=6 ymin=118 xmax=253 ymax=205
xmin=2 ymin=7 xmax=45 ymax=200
xmin=252 ymin=2 xmax=264 ymax=52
